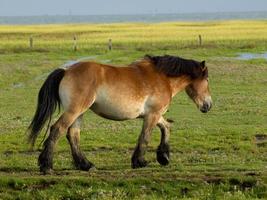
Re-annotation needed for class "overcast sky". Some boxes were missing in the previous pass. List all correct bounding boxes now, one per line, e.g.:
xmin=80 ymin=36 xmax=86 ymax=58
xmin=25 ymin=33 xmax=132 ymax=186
xmin=1 ymin=0 xmax=267 ymax=16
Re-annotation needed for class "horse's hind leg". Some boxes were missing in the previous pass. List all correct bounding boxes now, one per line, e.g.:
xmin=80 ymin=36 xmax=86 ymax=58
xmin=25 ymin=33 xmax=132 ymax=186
xmin=131 ymin=113 xmax=160 ymax=168
xmin=156 ymin=117 xmax=171 ymax=166
xmin=38 ymin=111 xmax=80 ymax=174
xmin=67 ymin=115 xmax=94 ymax=171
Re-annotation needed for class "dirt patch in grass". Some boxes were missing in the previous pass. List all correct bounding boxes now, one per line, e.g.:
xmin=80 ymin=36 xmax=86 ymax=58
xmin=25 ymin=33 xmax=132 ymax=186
xmin=229 ymin=177 xmax=258 ymax=191
xmin=255 ymin=134 xmax=267 ymax=147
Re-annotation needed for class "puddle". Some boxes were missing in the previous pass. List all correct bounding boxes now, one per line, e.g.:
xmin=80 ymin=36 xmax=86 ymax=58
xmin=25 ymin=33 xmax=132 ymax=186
xmin=35 ymin=56 xmax=111 ymax=81
xmin=101 ymin=59 xmax=112 ymax=63
xmin=12 ymin=82 xmax=24 ymax=88
xmin=236 ymin=52 xmax=267 ymax=60
xmin=62 ymin=56 xmax=98 ymax=68
xmin=62 ymin=56 xmax=114 ymax=69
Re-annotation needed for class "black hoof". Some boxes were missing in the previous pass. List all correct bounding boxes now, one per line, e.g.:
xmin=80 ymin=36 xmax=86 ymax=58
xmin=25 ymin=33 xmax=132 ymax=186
xmin=131 ymin=159 xmax=148 ymax=169
xmin=39 ymin=160 xmax=53 ymax=175
xmin=131 ymin=148 xmax=148 ymax=169
xmin=39 ymin=167 xmax=53 ymax=175
xmin=157 ymin=144 xmax=170 ymax=166
xmin=75 ymin=159 xmax=95 ymax=171
xmin=38 ymin=152 xmax=53 ymax=175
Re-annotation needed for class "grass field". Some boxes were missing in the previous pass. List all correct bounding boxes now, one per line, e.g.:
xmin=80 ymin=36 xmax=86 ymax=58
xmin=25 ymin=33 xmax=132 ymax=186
xmin=0 ymin=20 xmax=267 ymax=199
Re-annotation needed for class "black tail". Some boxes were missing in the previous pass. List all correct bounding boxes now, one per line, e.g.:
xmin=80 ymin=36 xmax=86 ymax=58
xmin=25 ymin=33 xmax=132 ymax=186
xmin=28 ymin=68 xmax=65 ymax=146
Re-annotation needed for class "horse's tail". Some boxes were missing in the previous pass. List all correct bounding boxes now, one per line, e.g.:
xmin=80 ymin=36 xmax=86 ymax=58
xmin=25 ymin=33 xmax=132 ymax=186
xmin=27 ymin=68 xmax=65 ymax=147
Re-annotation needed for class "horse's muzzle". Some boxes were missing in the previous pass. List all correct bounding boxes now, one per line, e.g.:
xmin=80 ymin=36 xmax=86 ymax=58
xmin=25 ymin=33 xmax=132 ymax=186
xmin=200 ymin=101 xmax=212 ymax=113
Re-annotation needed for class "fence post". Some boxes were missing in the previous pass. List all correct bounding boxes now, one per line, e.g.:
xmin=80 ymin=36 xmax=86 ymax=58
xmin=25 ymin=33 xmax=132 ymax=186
xmin=73 ymin=35 xmax=77 ymax=51
xmin=108 ymin=39 xmax=112 ymax=51
xmin=198 ymin=35 xmax=202 ymax=46
xmin=29 ymin=36 xmax=33 ymax=48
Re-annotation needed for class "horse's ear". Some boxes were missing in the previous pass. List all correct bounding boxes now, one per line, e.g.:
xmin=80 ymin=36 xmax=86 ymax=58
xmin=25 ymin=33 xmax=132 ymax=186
xmin=201 ymin=61 xmax=206 ymax=71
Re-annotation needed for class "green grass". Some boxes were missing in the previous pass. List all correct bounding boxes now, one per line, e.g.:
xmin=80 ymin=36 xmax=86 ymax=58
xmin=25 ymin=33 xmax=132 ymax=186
xmin=0 ymin=21 xmax=267 ymax=199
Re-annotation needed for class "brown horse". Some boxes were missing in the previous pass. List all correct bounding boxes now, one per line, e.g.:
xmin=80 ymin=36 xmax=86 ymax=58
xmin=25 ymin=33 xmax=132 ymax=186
xmin=28 ymin=55 xmax=212 ymax=174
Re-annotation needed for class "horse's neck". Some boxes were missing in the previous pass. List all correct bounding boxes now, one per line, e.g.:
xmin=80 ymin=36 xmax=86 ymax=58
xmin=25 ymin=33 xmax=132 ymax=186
xmin=168 ymin=76 xmax=191 ymax=97
xmin=134 ymin=62 xmax=191 ymax=97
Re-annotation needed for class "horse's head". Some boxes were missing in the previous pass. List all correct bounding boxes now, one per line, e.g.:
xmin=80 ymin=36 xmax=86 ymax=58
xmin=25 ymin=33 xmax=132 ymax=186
xmin=185 ymin=61 xmax=212 ymax=113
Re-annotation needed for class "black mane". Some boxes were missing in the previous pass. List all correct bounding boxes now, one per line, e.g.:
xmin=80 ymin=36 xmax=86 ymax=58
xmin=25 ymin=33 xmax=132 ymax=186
xmin=145 ymin=55 xmax=207 ymax=78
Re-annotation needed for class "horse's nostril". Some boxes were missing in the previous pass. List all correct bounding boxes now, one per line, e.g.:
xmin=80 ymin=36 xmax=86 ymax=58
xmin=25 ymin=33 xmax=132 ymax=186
xmin=200 ymin=102 xmax=210 ymax=113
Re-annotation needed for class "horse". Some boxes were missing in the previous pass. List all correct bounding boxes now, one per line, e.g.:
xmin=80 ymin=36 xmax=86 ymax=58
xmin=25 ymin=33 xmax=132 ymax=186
xmin=28 ymin=55 xmax=212 ymax=174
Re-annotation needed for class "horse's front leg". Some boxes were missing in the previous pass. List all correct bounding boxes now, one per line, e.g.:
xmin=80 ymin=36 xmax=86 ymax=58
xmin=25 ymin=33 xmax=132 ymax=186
xmin=131 ymin=114 xmax=160 ymax=168
xmin=156 ymin=117 xmax=171 ymax=166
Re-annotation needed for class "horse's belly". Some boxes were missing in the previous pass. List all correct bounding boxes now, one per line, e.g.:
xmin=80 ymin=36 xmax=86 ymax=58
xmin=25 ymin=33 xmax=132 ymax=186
xmin=90 ymin=101 xmax=145 ymax=120
xmin=90 ymin=90 xmax=147 ymax=120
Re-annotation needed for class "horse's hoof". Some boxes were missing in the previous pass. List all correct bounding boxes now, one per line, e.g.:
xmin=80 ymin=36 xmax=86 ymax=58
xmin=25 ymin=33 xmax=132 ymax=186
xmin=131 ymin=159 xmax=148 ymax=169
xmin=38 ymin=150 xmax=53 ymax=175
xmin=157 ymin=152 xmax=169 ymax=166
xmin=156 ymin=144 xmax=170 ymax=166
xmin=76 ymin=160 xmax=95 ymax=171
xmin=39 ymin=160 xmax=53 ymax=175
xmin=40 ymin=167 xmax=53 ymax=175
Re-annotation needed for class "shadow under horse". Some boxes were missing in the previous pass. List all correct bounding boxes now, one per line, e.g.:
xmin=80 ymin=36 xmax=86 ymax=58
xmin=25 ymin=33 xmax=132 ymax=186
xmin=28 ymin=54 xmax=212 ymax=174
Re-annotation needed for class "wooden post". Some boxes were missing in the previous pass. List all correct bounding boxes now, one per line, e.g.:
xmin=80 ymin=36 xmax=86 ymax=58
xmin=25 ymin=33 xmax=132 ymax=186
xmin=29 ymin=36 xmax=33 ymax=48
xmin=73 ymin=35 xmax=77 ymax=51
xmin=198 ymin=34 xmax=202 ymax=46
xmin=108 ymin=39 xmax=112 ymax=51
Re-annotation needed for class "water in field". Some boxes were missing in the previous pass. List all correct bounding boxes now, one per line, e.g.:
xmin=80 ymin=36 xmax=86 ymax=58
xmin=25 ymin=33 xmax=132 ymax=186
xmin=237 ymin=52 xmax=267 ymax=60
xmin=1 ymin=11 xmax=267 ymax=24
xmin=62 ymin=56 xmax=97 ymax=68
xmin=62 ymin=56 xmax=112 ymax=69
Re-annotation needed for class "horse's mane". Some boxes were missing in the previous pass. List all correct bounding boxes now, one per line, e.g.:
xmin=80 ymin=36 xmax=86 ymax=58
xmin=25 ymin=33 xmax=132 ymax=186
xmin=144 ymin=55 xmax=207 ymax=78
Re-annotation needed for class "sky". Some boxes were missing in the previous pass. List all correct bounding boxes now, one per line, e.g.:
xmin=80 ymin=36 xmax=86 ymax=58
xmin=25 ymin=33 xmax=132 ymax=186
xmin=0 ymin=0 xmax=267 ymax=16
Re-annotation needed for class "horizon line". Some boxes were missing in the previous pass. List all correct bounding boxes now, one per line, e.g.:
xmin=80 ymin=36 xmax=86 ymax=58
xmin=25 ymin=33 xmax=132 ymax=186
xmin=0 ymin=10 xmax=267 ymax=18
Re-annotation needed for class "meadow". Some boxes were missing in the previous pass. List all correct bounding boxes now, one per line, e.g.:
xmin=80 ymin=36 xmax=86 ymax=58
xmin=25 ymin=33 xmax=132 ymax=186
xmin=0 ymin=20 xmax=267 ymax=199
